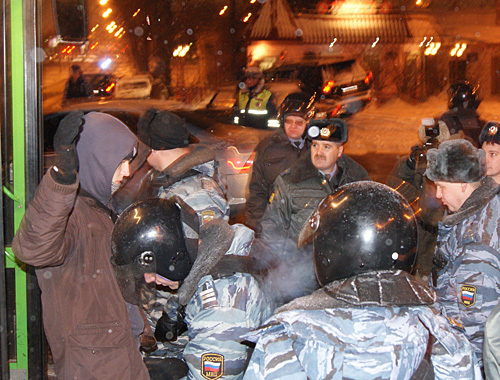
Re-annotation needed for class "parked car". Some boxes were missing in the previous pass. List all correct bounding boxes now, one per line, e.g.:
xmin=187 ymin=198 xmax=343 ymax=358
xmin=82 ymin=73 xmax=117 ymax=97
xmin=114 ymin=74 xmax=154 ymax=99
xmin=44 ymin=100 xmax=273 ymax=217
xmin=264 ymin=57 xmax=373 ymax=118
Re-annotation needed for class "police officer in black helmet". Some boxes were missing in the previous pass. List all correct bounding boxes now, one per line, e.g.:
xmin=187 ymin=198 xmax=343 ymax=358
xmin=439 ymin=81 xmax=484 ymax=145
xmin=245 ymin=92 xmax=315 ymax=233
xmin=243 ymin=182 xmax=480 ymax=380
xmin=111 ymin=197 xmax=272 ymax=380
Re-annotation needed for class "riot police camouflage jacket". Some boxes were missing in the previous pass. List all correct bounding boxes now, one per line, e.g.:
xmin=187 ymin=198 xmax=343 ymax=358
xmin=243 ymin=270 xmax=482 ymax=380
xmin=432 ymin=176 xmax=500 ymax=365
xmin=148 ymin=145 xmax=230 ymax=250
xmin=145 ymin=223 xmax=273 ymax=380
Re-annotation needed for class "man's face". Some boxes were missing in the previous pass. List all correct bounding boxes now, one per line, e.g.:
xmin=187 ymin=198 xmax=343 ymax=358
xmin=244 ymin=74 xmax=260 ymax=89
xmin=284 ymin=115 xmax=307 ymax=140
xmin=482 ymin=142 xmax=500 ymax=183
xmin=434 ymin=181 xmax=468 ymax=212
xmin=311 ymin=140 xmax=344 ymax=174
xmin=112 ymin=160 xmax=131 ymax=188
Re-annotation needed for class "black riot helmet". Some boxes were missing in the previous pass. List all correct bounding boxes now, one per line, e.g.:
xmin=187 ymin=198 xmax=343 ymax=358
xmin=111 ymin=197 xmax=193 ymax=282
xmin=278 ymin=92 xmax=316 ymax=127
xmin=447 ymin=81 xmax=480 ymax=110
xmin=298 ymin=181 xmax=417 ymax=287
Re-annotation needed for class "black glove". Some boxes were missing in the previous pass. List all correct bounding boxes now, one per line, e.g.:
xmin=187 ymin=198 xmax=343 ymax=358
xmin=154 ymin=307 xmax=187 ymax=343
xmin=51 ymin=111 xmax=84 ymax=185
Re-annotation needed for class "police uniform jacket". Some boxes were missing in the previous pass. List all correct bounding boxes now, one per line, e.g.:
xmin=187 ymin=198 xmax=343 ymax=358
xmin=243 ymin=270 xmax=482 ymax=380
xmin=432 ymin=176 xmax=500 ymax=365
xmin=145 ymin=224 xmax=273 ymax=380
xmin=245 ymin=129 xmax=310 ymax=232
xmin=254 ymin=153 xmax=370 ymax=306
xmin=260 ymin=152 xmax=370 ymax=243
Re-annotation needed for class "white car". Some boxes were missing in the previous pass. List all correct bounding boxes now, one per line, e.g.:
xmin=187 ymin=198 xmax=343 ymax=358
xmin=115 ymin=74 xmax=153 ymax=99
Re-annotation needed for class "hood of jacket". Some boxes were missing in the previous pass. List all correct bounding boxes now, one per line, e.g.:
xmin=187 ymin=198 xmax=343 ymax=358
xmin=76 ymin=112 xmax=137 ymax=207
xmin=443 ymin=176 xmax=500 ymax=226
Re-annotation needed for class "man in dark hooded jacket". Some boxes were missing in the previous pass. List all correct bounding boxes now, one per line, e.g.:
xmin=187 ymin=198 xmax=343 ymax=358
xmin=12 ymin=111 xmax=150 ymax=380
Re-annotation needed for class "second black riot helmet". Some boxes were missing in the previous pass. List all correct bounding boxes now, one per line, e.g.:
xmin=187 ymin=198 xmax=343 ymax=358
xmin=298 ymin=181 xmax=417 ymax=287
xmin=447 ymin=81 xmax=480 ymax=110
xmin=111 ymin=197 xmax=193 ymax=283
xmin=278 ymin=92 xmax=316 ymax=127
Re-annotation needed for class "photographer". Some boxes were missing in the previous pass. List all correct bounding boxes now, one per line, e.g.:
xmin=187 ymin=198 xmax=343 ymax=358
xmin=387 ymin=118 xmax=451 ymax=281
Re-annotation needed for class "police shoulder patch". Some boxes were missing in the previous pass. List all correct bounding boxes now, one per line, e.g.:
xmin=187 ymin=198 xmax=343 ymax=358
xmin=461 ymin=285 xmax=476 ymax=307
xmin=201 ymin=210 xmax=216 ymax=225
xmin=201 ymin=353 xmax=224 ymax=379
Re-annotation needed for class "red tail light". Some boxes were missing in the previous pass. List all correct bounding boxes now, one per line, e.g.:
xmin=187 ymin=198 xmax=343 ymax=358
xmin=322 ymin=80 xmax=335 ymax=95
xmin=226 ymin=152 xmax=255 ymax=174
xmin=364 ymin=71 xmax=373 ymax=85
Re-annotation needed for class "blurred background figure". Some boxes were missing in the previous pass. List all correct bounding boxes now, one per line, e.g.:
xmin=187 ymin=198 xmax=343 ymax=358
xmin=484 ymin=300 xmax=500 ymax=379
xmin=245 ymin=92 xmax=315 ymax=234
xmin=387 ymin=118 xmax=451 ymax=281
xmin=479 ymin=121 xmax=500 ymax=184
xmin=233 ymin=66 xmax=277 ymax=129
xmin=439 ymin=81 xmax=484 ymax=145
xmin=62 ymin=64 xmax=92 ymax=104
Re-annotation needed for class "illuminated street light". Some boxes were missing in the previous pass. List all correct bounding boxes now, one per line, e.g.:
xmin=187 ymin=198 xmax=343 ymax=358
xmin=99 ymin=0 xmax=108 ymax=5
xmin=450 ymin=43 xmax=467 ymax=57
xmin=173 ymin=44 xmax=191 ymax=57
xmin=425 ymin=42 xmax=441 ymax=56
xmin=243 ymin=12 xmax=252 ymax=22
xmin=371 ymin=37 xmax=379 ymax=48
xmin=219 ymin=5 xmax=228 ymax=15
xmin=102 ymin=8 xmax=112 ymax=18
xmin=133 ymin=9 xmax=141 ymax=17
xmin=329 ymin=38 xmax=337 ymax=48
xmin=91 ymin=24 xmax=99 ymax=32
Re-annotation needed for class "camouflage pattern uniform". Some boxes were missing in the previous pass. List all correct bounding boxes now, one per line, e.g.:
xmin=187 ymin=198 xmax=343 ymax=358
xmin=145 ymin=224 xmax=273 ymax=380
xmin=154 ymin=159 xmax=230 ymax=239
xmin=432 ymin=177 xmax=500 ymax=365
xmin=243 ymin=270 xmax=482 ymax=380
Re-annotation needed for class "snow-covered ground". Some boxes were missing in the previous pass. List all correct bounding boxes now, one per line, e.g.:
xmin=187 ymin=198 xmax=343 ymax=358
xmin=346 ymin=92 xmax=500 ymax=157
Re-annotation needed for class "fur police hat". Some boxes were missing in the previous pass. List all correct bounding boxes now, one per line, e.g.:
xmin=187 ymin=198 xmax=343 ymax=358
xmin=425 ymin=139 xmax=486 ymax=183
xmin=137 ymin=108 xmax=189 ymax=150
xmin=479 ymin=121 xmax=500 ymax=145
xmin=306 ymin=118 xmax=348 ymax=143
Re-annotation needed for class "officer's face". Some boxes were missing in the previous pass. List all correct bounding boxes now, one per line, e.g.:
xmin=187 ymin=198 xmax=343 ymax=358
xmin=284 ymin=116 xmax=307 ymax=140
xmin=482 ymin=142 xmax=500 ymax=184
xmin=311 ymin=140 xmax=343 ymax=174
xmin=434 ymin=181 xmax=469 ymax=212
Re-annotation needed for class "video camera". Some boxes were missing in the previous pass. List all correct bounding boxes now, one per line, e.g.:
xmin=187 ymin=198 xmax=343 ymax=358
xmin=408 ymin=118 xmax=442 ymax=171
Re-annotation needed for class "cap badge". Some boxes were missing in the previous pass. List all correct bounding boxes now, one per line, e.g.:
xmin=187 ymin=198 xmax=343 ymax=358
xmin=320 ymin=127 xmax=332 ymax=138
xmin=488 ymin=125 xmax=498 ymax=136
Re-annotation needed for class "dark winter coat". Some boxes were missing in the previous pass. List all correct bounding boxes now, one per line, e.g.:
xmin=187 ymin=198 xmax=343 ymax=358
xmin=254 ymin=152 xmax=370 ymax=306
xmin=12 ymin=112 xmax=149 ymax=380
xmin=245 ymin=129 xmax=310 ymax=232
xmin=261 ymin=152 xmax=371 ymax=242
xmin=440 ymin=108 xmax=484 ymax=145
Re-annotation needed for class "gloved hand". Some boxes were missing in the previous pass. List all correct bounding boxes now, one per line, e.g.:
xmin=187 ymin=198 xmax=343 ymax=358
xmin=51 ymin=111 xmax=84 ymax=185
